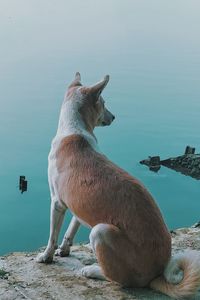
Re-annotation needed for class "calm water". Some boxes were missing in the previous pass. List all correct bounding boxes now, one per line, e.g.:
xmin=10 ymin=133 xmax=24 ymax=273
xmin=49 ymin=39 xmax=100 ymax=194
xmin=1 ymin=1 xmax=200 ymax=255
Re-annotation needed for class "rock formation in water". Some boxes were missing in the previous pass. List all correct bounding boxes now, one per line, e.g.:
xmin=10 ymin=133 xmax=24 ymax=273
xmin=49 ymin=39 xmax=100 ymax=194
xmin=1 ymin=223 xmax=200 ymax=299
xmin=140 ymin=146 xmax=200 ymax=180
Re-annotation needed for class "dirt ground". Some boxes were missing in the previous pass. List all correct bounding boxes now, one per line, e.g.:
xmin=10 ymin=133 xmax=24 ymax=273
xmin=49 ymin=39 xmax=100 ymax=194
xmin=1 ymin=225 xmax=200 ymax=300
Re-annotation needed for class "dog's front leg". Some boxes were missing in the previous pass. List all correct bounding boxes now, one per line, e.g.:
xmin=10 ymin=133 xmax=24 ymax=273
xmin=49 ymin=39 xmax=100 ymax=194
xmin=55 ymin=215 xmax=80 ymax=257
xmin=36 ymin=198 xmax=66 ymax=263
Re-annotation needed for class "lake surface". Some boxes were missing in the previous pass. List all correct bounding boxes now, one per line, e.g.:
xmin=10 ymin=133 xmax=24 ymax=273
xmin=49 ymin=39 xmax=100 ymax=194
xmin=1 ymin=1 xmax=200 ymax=255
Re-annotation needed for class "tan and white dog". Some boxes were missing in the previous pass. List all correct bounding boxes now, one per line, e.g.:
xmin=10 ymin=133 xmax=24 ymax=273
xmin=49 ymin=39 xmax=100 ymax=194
xmin=37 ymin=73 xmax=200 ymax=299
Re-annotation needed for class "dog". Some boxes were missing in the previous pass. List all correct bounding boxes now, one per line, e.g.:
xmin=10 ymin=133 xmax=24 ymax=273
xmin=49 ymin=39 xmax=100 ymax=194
xmin=37 ymin=73 xmax=200 ymax=299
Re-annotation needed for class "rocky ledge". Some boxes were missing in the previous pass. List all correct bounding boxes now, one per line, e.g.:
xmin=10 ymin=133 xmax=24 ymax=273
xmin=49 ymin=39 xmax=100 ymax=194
xmin=1 ymin=224 xmax=200 ymax=300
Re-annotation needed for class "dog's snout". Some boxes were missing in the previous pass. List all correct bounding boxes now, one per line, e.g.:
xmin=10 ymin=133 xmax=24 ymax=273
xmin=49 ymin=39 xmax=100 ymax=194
xmin=112 ymin=115 xmax=115 ymax=121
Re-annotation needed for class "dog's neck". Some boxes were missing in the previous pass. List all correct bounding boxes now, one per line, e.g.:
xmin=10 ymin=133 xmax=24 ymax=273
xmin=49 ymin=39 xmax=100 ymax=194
xmin=55 ymin=101 xmax=98 ymax=151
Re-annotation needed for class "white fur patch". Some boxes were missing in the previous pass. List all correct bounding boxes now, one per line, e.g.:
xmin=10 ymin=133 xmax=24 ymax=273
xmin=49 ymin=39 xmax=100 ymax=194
xmin=48 ymin=89 xmax=100 ymax=201
xmin=56 ymin=89 xmax=99 ymax=151
xmin=81 ymin=264 xmax=106 ymax=280
xmin=164 ymin=250 xmax=200 ymax=284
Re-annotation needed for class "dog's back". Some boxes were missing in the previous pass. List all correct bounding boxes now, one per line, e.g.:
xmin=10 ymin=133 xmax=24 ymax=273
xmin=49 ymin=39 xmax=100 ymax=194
xmin=56 ymin=134 xmax=171 ymax=286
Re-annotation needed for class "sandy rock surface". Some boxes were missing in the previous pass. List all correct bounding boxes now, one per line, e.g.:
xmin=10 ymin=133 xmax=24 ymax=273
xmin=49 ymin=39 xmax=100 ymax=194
xmin=1 ymin=225 xmax=200 ymax=300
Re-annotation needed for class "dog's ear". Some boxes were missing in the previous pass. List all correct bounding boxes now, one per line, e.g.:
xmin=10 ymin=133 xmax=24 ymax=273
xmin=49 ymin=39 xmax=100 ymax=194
xmin=87 ymin=75 xmax=109 ymax=100
xmin=75 ymin=72 xmax=81 ymax=82
xmin=68 ymin=72 xmax=82 ymax=88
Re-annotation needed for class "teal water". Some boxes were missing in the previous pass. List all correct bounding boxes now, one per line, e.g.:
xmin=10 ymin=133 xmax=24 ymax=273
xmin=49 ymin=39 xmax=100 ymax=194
xmin=1 ymin=1 xmax=200 ymax=255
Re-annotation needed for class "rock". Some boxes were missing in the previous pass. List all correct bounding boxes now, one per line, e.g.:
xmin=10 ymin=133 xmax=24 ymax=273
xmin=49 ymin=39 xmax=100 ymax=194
xmin=1 ymin=226 xmax=200 ymax=300
xmin=140 ymin=146 xmax=200 ymax=180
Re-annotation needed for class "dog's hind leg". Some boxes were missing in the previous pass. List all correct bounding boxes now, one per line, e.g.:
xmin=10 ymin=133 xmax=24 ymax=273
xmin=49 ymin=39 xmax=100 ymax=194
xmin=81 ymin=223 xmax=135 ymax=286
xmin=55 ymin=216 xmax=80 ymax=257
xmin=36 ymin=198 xmax=66 ymax=263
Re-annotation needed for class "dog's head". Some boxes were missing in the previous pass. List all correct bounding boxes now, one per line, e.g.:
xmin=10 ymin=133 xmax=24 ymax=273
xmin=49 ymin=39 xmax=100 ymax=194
xmin=64 ymin=72 xmax=115 ymax=133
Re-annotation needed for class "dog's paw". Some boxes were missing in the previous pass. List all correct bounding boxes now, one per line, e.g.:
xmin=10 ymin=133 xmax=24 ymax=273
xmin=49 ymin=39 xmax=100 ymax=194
xmin=81 ymin=265 xmax=106 ymax=280
xmin=81 ymin=266 xmax=93 ymax=278
xmin=81 ymin=265 xmax=99 ymax=279
xmin=55 ymin=247 xmax=70 ymax=257
xmin=36 ymin=252 xmax=53 ymax=263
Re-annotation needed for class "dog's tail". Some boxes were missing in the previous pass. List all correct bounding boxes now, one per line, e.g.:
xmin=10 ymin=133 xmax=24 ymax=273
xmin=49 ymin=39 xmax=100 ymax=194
xmin=150 ymin=250 xmax=200 ymax=299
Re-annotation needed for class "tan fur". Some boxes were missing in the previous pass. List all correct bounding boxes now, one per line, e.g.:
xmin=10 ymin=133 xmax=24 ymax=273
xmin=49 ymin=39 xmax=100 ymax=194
xmin=56 ymin=135 xmax=171 ymax=287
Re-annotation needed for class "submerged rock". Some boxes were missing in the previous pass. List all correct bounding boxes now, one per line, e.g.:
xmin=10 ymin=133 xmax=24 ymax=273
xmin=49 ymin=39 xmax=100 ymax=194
xmin=1 ymin=226 xmax=200 ymax=300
